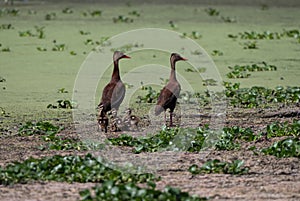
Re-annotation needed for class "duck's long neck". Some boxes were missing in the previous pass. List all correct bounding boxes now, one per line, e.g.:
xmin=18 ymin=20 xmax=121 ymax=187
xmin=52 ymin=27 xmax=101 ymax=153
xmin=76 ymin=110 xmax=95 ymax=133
xmin=169 ymin=58 xmax=177 ymax=81
xmin=111 ymin=60 xmax=121 ymax=81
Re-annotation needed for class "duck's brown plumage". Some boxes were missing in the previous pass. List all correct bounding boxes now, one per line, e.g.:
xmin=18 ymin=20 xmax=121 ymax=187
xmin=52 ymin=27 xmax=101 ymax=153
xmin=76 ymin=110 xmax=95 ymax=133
xmin=98 ymin=51 xmax=130 ymax=132
xmin=155 ymin=53 xmax=187 ymax=126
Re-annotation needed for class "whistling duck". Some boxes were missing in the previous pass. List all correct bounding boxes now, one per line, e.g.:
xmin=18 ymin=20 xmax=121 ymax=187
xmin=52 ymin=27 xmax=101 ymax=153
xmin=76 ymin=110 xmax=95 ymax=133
xmin=123 ymin=108 xmax=140 ymax=131
xmin=155 ymin=53 xmax=187 ymax=127
xmin=98 ymin=51 xmax=130 ymax=132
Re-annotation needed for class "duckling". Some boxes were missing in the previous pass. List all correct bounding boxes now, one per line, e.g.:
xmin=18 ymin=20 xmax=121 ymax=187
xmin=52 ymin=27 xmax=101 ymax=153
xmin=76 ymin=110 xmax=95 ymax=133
xmin=123 ymin=108 xmax=140 ymax=131
xmin=97 ymin=105 xmax=108 ymax=133
xmin=109 ymin=109 xmax=123 ymax=132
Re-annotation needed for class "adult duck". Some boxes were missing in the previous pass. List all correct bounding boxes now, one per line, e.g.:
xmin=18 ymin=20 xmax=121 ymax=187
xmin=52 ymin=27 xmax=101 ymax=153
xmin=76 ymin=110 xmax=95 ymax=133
xmin=98 ymin=51 xmax=130 ymax=132
xmin=154 ymin=53 xmax=187 ymax=127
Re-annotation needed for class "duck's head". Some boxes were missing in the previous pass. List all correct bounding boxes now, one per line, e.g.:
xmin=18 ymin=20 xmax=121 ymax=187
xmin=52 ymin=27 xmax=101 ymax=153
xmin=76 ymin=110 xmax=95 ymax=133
xmin=170 ymin=53 xmax=187 ymax=63
xmin=113 ymin=51 xmax=131 ymax=62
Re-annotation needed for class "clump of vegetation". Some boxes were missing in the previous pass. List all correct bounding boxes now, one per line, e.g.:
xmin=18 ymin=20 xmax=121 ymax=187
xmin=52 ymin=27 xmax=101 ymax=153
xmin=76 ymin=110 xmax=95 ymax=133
xmin=47 ymin=99 xmax=76 ymax=109
xmin=202 ymin=79 xmax=218 ymax=86
xmin=128 ymin=10 xmax=141 ymax=17
xmin=168 ymin=20 xmax=178 ymax=29
xmin=180 ymin=31 xmax=202 ymax=39
xmin=0 ymin=153 xmax=156 ymax=185
xmin=52 ymin=42 xmax=66 ymax=51
xmin=36 ymin=47 xmax=47 ymax=51
xmin=188 ymin=159 xmax=249 ymax=175
xmin=80 ymin=180 xmax=206 ymax=201
xmin=19 ymin=121 xmax=61 ymax=136
xmin=224 ymin=82 xmax=300 ymax=108
xmin=0 ymin=23 xmax=14 ymax=30
xmin=204 ymin=8 xmax=220 ymax=16
xmin=0 ymin=8 xmax=19 ymax=16
xmin=19 ymin=26 xmax=45 ymax=39
xmin=230 ymin=31 xmax=282 ymax=40
xmin=57 ymin=88 xmax=68 ymax=93
xmin=266 ymin=120 xmax=300 ymax=138
xmin=136 ymin=86 xmax=159 ymax=103
xmin=0 ymin=46 xmax=11 ymax=52
xmin=211 ymin=50 xmax=224 ymax=56
xmin=79 ymin=30 xmax=91 ymax=35
xmin=82 ymin=10 xmax=102 ymax=17
xmin=113 ymin=15 xmax=134 ymax=23
xmin=45 ymin=12 xmax=57 ymax=20
xmin=262 ymin=138 xmax=300 ymax=158
xmin=242 ymin=41 xmax=258 ymax=49
xmin=228 ymin=29 xmax=300 ymax=43
xmin=226 ymin=62 xmax=277 ymax=79
xmin=109 ymin=125 xmax=260 ymax=153
xmin=18 ymin=121 xmax=96 ymax=151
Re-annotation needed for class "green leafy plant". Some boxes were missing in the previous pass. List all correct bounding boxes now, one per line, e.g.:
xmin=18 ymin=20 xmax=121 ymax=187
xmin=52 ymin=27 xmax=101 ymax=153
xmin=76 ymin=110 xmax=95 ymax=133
xmin=136 ymin=85 xmax=159 ymax=103
xmin=19 ymin=26 xmax=45 ymax=39
xmin=226 ymin=70 xmax=251 ymax=79
xmin=128 ymin=10 xmax=141 ymax=17
xmin=90 ymin=10 xmax=102 ymax=17
xmin=243 ymin=41 xmax=258 ymax=49
xmin=57 ymin=88 xmax=68 ymax=93
xmin=1 ymin=47 xmax=11 ymax=52
xmin=70 ymin=51 xmax=77 ymax=55
xmin=224 ymin=82 xmax=300 ymax=108
xmin=18 ymin=121 xmax=61 ymax=136
xmin=266 ymin=120 xmax=300 ymax=138
xmin=80 ymin=180 xmax=206 ymax=201
xmin=191 ymin=31 xmax=202 ymax=39
xmin=52 ymin=43 xmax=66 ymax=51
xmin=0 ymin=23 xmax=13 ymax=30
xmin=19 ymin=30 xmax=35 ymax=37
xmin=262 ymin=138 xmax=300 ymax=158
xmin=204 ymin=8 xmax=220 ymax=16
xmin=34 ymin=26 xmax=45 ymax=39
xmin=79 ymin=30 xmax=91 ymax=35
xmin=37 ymin=47 xmax=47 ymax=51
xmin=0 ymin=154 xmax=157 ymax=185
xmin=189 ymin=159 xmax=249 ymax=175
xmin=211 ymin=50 xmax=224 ymax=56
xmin=202 ymin=79 xmax=218 ymax=86
xmin=45 ymin=12 xmax=57 ymax=20
xmin=113 ymin=15 xmax=134 ymax=23
xmin=169 ymin=20 xmax=178 ymax=29
xmin=0 ymin=8 xmax=19 ymax=16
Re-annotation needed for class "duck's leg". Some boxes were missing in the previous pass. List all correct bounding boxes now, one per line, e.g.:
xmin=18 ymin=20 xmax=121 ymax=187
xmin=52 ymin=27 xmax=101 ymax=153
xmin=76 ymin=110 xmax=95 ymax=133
xmin=169 ymin=111 xmax=173 ymax=127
